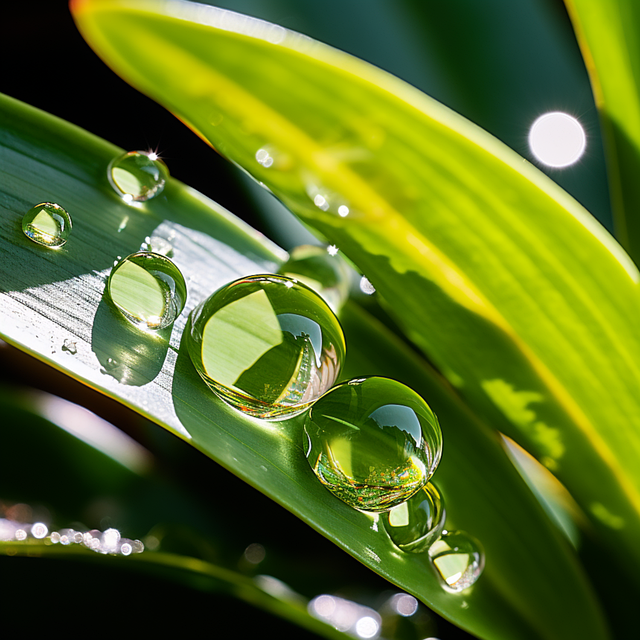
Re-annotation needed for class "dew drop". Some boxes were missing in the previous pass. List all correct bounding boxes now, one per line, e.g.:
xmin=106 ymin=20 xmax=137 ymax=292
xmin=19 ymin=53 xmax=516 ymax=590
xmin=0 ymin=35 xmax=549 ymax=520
xmin=22 ymin=202 xmax=72 ymax=248
xmin=428 ymin=531 xmax=484 ymax=592
xmin=186 ymin=274 xmax=345 ymax=419
xmin=107 ymin=251 xmax=187 ymax=330
xmin=255 ymin=148 xmax=274 ymax=168
xmin=120 ymin=542 xmax=133 ymax=556
xmin=108 ymin=150 xmax=169 ymax=201
xmin=14 ymin=529 xmax=27 ymax=541
xmin=278 ymin=245 xmax=350 ymax=313
xmin=360 ymin=276 xmax=376 ymax=295
xmin=383 ymin=482 xmax=445 ymax=553
xmin=303 ymin=377 xmax=442 ymax=512
xmin=62 ymin=339 xmax=77 ymax=355
xmin=338 ymin=205 xmax=350 ymax=218
xmin=31 ymin=523 xmax=48 ymax=539
xmin=140 ymin=235 xmax=174 ymax=257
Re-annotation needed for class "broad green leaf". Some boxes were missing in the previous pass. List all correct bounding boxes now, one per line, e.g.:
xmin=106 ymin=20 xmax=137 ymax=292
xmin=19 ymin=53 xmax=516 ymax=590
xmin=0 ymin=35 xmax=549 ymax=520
xmin=0 ymin=93 xmax=609 ymax=638
xmin=70 ymin=0 xmax=640 ymax=588
xmin=563 ymin=0 xmax=640 ymax=261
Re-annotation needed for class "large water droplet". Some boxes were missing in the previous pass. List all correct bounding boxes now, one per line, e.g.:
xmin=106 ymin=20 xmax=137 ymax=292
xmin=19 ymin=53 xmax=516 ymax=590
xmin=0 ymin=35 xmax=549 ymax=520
xmin=186 ymin=274 xmax=345 ymax=419
xmin=278 ymin=245 xmax=350 ymax=313
xmin=22 ymin=202 xmax=72 ymax=248
xmin=428 ymin=531 xmax=484 ymax=592
xmin=108 ymin=151 xmax=169 ymax=201
xmin=107 ymin=251 xmax=187 ymax=330
xmin=303 ymin=377 xmax=442 ymax=512
xmin=383 ymin=482 xmax=445 ymax=553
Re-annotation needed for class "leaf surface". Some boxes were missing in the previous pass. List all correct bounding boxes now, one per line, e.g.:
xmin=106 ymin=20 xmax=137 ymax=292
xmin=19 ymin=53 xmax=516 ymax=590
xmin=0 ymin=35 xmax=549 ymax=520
xmin=0 ymin=91 xmax=608 ymax=639
xmin=70 ymin=0 xmax=640 ymax=590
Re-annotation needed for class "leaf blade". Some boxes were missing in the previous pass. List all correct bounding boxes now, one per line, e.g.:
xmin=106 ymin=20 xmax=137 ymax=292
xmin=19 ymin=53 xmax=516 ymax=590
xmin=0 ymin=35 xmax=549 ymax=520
xmin=69 ymin=0 xmax=640 ymax=590
xmin=0 ymin=92 xmax=608 ymax=638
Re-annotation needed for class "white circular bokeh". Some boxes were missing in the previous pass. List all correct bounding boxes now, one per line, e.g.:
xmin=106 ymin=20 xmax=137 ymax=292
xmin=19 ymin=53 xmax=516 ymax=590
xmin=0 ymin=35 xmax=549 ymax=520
xmin=528 ymin=112 xmax=586 ymax=168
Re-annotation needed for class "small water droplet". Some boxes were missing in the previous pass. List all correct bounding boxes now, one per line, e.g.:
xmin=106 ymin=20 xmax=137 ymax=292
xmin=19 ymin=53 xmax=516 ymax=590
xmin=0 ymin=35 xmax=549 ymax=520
xmin=108 ymin=150 xmax=169 ymax=201
xmin=278 ymin=245 xmax=350 ymax=313
xmin=304 ymin=377 xmax=442 ymax=512
xmin=428 ymin=531 xmax=484 ymax=592
xmin=50 ymin=531 xmax=60 ymax=544
xmin=383 ymin=482 xmax=445 ymax=553
xmin=31 ymin=523 xmax=48 ymax=539
xmin=131 ymin=539 xmax=145 ymax=554
xmin=14 ymin=529 xmax=27 ymax=541
xmin=338 ymin=205 xmax=350 ymax=218
xmin=313 ymin=194 xmax=330 ymax=211
xmin=120 ymin=542 xmax=133 ymax=556
xmin=360 ymin=276 xmax=376 ymax=295
xmin=186 ymin=274 xmax=345 ymax=419
xmin=62 ymin=339 xmax=77 ymax=355
xmin=140 ymin=235 xmax=174 ymax=257
xmin=255 ymin=148 xmax=274 ymax=168
xmin=107 ymin=251 xmax=187 ymax=330
xmin=22 ymin=202 xmax=72 ymax=248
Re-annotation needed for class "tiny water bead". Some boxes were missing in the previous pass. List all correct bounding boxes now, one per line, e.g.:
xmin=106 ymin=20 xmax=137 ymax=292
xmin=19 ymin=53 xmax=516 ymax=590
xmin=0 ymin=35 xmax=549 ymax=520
xmin=303 ymin=377 xmax=442 ymax=512
xmin=428 ymin=531 xmax=484 ymax=592
xmin=108 ymin=150 xmax=169 ymax=201
xmin=107 ymin=251 xmax=187 ymax=330
xmin=382 ymin=482 xmax=445 ymax=553
xmin=22 ymin=203 xmax=72 ymax=248
xmin=278 ymin=245 xmax=350 ymax=313
xmin=186 ymin=274 xmax=346 ymax=419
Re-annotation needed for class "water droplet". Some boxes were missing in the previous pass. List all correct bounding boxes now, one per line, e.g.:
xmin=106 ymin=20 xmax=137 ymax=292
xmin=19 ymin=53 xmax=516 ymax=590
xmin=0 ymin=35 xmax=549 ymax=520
xmin=326 ymin=245 xmax=339 ymax=257
xmin=303 ymin=377 xmax=442 ymax=512
xmin=50 ymin=531 xmax=60 ymax=544
xmin=383 ymin=482 xmax=445 ymax=553
xmin=120 ymin=542 xmax=133 ymax=556
xmin=22 ymin=202 xmax=72 ymax=248
xmin=62 ymin=339 xmax=77 ymax=355
xmin=14 ymin=529 xmax=27 ymax=541
xmin=31 ymin=523 xmax=48 ymax=539
xmin=338 ymin=205 xmax=350 ymax=218
xmin=107 ymin=251 xmax=187 ymax=330
xmin=314 ymin=194 xmax=330 ymax=211
xmin=255 ymin=148 xmax=274 ymax=168
xmin=360 ymin=276 xmax=376 ymax=295
xmin=108 ymin=150 xmax=169 ymax=201
xmin=140 ymin=235 xmax=173 ymax=257
xmin=186 ymin=274 xmax=345 ymax=419
xmin=278 ymin=245 xmax=350 ymax=313
xmin=428 ymin=531 xmax=484 ymax=592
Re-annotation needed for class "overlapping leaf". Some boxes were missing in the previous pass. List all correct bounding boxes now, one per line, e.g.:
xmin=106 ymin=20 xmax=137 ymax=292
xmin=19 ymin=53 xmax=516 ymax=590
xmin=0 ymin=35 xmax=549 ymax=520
xmin=564 ymin=0 xmax=640 ymax=261
xmin=70 ymin=0 xmax=640 ymax=589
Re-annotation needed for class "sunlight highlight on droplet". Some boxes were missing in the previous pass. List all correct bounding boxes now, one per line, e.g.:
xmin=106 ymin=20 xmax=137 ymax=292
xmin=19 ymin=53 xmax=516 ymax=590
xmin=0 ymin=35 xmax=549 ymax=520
xmin=528 ymin=112 xmax=586 ymax=168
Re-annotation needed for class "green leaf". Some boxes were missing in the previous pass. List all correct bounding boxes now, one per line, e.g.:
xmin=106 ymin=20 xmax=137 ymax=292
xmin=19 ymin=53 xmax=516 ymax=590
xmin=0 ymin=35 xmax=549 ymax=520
xmin=0 ymin=92 xmax=608 ymax=639
xmin=563 ymin=0 xmax=640 ymax=260
xmin=69 ymin=0 xmax=640 ymax=590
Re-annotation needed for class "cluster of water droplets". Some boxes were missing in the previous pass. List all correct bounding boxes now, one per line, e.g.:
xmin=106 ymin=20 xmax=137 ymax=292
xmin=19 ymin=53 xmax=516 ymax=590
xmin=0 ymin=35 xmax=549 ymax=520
xmin=17 ymin=147 xmax=484 ymax=593
xmin=0 ymin=515 xmax=143 ymax=557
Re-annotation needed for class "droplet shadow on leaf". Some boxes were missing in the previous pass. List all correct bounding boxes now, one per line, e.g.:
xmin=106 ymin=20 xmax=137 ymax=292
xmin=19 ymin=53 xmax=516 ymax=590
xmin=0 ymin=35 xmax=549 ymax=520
xmin=91 ymin=295 xmax=170 ymax=386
